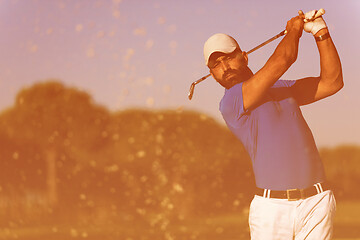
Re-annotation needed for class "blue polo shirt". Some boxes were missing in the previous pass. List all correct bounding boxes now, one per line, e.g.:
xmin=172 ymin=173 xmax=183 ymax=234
xmin=219 ymin=80 xmax=325 ymax=191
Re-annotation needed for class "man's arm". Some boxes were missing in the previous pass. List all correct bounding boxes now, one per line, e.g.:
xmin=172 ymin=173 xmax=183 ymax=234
xmin=290 ymin=11 xmax=343 ymax=106
xmin=291 ymin=27 xmax=343 ymax=106
xmin=242 ymin=16 xmax=304 ymax=111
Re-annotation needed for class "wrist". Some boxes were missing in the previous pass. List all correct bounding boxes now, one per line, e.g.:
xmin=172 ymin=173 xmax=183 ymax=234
xmin=287 ymin=27 xmax=303 ymax=39
xmin=314 ymin=28 xmax=330 ymax=42
xmin=314 ymin=28 xmax=328 ymax=37
xmin=315 ymin=32 xmax=330 ymax=42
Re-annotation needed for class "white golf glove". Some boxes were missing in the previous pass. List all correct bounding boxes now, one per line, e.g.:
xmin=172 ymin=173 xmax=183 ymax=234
xmin=303 ymin=10 xmax=327 ymax=35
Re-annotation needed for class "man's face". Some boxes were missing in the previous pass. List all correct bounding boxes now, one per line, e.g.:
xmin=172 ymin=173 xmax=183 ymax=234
xmin=208 ymin=49 xmax=251 ymax=89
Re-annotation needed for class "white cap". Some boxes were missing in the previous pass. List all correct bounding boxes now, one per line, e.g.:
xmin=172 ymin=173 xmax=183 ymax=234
xmin=203 ymin=33 xmax=239 ymax=66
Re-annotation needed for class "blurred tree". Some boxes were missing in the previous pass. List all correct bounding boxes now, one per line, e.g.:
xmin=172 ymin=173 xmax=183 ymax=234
xmin=1 ymin=80 xmax=359 ymax=228
xmin=320 ymin=145 xmax=360 ymax=199
xmin=0 ymin=81 xmax=111 ymax=206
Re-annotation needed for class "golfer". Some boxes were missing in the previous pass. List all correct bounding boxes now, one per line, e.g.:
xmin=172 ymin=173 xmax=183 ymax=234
xmin=203 ymin=10 xmax=343 ymax=239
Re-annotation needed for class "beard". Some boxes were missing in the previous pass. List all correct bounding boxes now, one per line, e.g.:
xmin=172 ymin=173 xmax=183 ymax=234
xmin=221 ymin=66 xmax=253 ymax=89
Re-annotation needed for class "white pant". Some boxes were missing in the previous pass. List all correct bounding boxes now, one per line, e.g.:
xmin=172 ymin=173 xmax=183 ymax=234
xmin=249 ymin=190 xmax=336 ymax=240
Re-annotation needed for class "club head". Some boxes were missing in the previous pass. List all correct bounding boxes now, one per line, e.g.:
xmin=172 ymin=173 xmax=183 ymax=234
xmin=188 ymin=74 xmax=211 ymax=100
xmin=188 ymin=82 xmax=196 ymax=100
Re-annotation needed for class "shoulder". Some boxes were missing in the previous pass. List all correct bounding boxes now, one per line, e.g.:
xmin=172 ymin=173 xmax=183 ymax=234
xmin=220 ymin=82 xmax=248 ymax=126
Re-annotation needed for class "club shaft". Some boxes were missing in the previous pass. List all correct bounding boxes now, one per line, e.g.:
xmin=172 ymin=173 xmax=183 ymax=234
xmin=195 ymin=74 xmax=211 ymax=84
xmin=246 ymin=30 xmax=286 ymax=55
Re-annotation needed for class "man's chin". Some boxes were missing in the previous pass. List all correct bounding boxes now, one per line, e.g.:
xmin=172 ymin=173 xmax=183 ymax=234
xmin=219 ymin=74 xmax=244 ymax=88
xmin=226 ymin=76 xmax=241 ymax=86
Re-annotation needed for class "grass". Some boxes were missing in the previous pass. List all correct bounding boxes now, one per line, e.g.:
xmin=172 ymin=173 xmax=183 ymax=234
xmin=332 ymin=200 xmax=360 ymax=239
xmin=335 ymin=200 xmax=360 ymax=225
xmin=0 ymin=201 xmax=359 ymax=239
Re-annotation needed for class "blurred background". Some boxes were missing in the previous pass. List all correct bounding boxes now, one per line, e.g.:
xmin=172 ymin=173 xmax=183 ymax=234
xmin=0 ymin=0 xmax=359 ymax=239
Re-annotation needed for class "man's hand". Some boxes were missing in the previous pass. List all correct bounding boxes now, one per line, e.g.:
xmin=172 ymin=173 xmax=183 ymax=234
xmin=285 ymin=15 xmax=305 ymax=38
xmin=299 ymin=10 xmax=327 ymax=35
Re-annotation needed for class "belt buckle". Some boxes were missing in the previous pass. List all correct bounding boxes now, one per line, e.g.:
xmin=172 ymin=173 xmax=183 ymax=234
xmin=286 ymin=188 xmax=304 ymax=201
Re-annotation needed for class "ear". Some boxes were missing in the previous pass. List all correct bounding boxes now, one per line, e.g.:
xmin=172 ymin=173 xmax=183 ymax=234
xmin=209 ymin=68 xmax=214 ymax=79
xmin=242 ymin=51 xmax=249 ymax=65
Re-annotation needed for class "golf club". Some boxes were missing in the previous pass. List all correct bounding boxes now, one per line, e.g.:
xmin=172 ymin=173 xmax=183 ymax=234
xmin=188 ymin=9 xmax=325 ymax=100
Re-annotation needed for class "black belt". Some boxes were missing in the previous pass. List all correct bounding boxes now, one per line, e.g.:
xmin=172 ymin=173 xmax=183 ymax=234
xmin=256 ymin=182 xmax=330 ymax=201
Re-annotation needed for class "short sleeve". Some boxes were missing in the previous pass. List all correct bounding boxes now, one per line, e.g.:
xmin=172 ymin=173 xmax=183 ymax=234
xmin=272 ymin=80 xmax=296 ymax=88
xmin=219 ymin=82 xmax=247 ymax=128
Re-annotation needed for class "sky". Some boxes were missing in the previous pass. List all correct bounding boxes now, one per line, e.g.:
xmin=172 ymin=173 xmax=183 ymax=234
xmin=0 ymin=0 xmax=359 ymax=147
